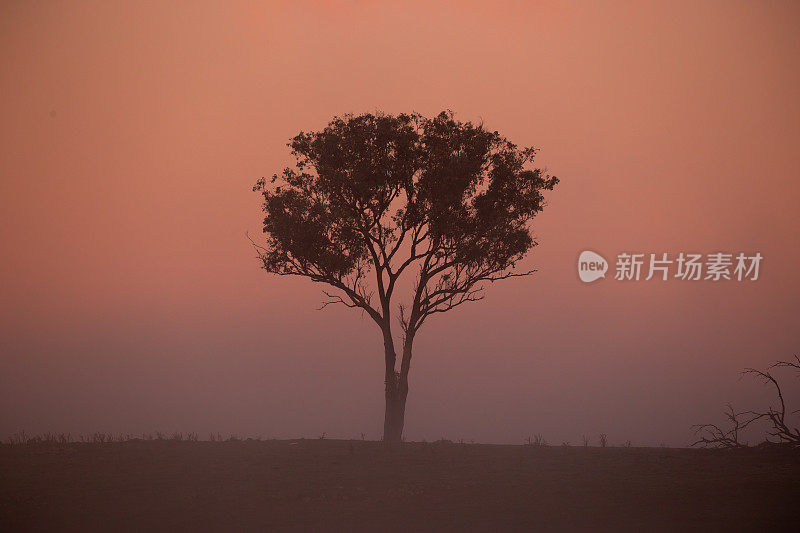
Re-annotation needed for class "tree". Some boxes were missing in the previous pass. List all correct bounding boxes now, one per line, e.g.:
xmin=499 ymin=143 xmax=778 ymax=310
xmin=692 ymin=355 xmax=800 ymax=448
xmin=252 ymin=111 xmax=558 ymax=442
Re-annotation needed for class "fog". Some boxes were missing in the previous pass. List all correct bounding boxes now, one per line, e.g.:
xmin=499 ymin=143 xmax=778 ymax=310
xmin=1 ymin=0 xmax=798 ymax=446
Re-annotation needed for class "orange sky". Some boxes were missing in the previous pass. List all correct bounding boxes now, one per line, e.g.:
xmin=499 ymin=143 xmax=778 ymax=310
xmin=1 ymin=0 xmax=799 ymax=445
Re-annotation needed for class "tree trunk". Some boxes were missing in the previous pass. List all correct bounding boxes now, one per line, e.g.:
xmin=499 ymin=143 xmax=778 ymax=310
xmin=381 ymin=328 xmax=413 ymax=443
xmin=383 ymin=376 xmax=408 ymax=442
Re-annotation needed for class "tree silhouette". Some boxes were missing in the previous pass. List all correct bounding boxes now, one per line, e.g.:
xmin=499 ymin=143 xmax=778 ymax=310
xmin=692 ymin=355 xmax=800 ymax=448
xmin=252 ymin=111 xmax=558 ymax=442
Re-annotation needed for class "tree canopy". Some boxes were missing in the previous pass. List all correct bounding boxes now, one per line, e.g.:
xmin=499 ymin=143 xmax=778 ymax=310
xmin=253 ymin=111 xmax=558 ymax=338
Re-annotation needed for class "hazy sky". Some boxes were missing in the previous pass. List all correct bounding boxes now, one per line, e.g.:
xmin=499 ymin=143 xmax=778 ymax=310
xmin=1 ymin=0 xmax=799 ymax=445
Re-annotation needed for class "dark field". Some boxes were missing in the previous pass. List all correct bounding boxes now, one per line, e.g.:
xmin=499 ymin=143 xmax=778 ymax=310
xmin=1 ymin=439 xmax=798 ymax=532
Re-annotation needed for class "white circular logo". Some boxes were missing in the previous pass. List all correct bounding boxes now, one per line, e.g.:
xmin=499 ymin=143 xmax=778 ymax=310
xmin=578 ymin=250 xmax=608 ymax=283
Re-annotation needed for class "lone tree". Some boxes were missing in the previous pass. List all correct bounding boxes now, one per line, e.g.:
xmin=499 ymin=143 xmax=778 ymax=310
xmin=252 ymin=111 xmax=558 ymax=442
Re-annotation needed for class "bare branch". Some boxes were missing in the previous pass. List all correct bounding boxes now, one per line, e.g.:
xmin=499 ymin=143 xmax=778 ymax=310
xmin=318 ymin=290 xmax=360 ymax=310
xmin=691 ymin=404 xmax=759 ymax=448
xmin=694 ymin=356 xmax=800 ymax=448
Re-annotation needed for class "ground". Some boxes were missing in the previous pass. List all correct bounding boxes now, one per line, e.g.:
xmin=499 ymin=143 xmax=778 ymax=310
xmin=1 ymin=439 xmax=798 ymax=531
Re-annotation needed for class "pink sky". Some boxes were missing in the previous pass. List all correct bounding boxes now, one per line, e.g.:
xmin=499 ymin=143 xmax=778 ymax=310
xmin=1 ymin=0 xmax=798 ymax=445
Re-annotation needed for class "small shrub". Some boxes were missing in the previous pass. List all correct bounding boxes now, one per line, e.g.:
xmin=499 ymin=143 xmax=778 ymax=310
xmin=525 ymin=434 xmax=548 ymax=447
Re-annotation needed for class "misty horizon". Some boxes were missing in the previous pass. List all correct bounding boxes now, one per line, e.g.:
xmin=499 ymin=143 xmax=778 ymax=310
xmin=2 ymin=0 xmax=799 ymax=448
